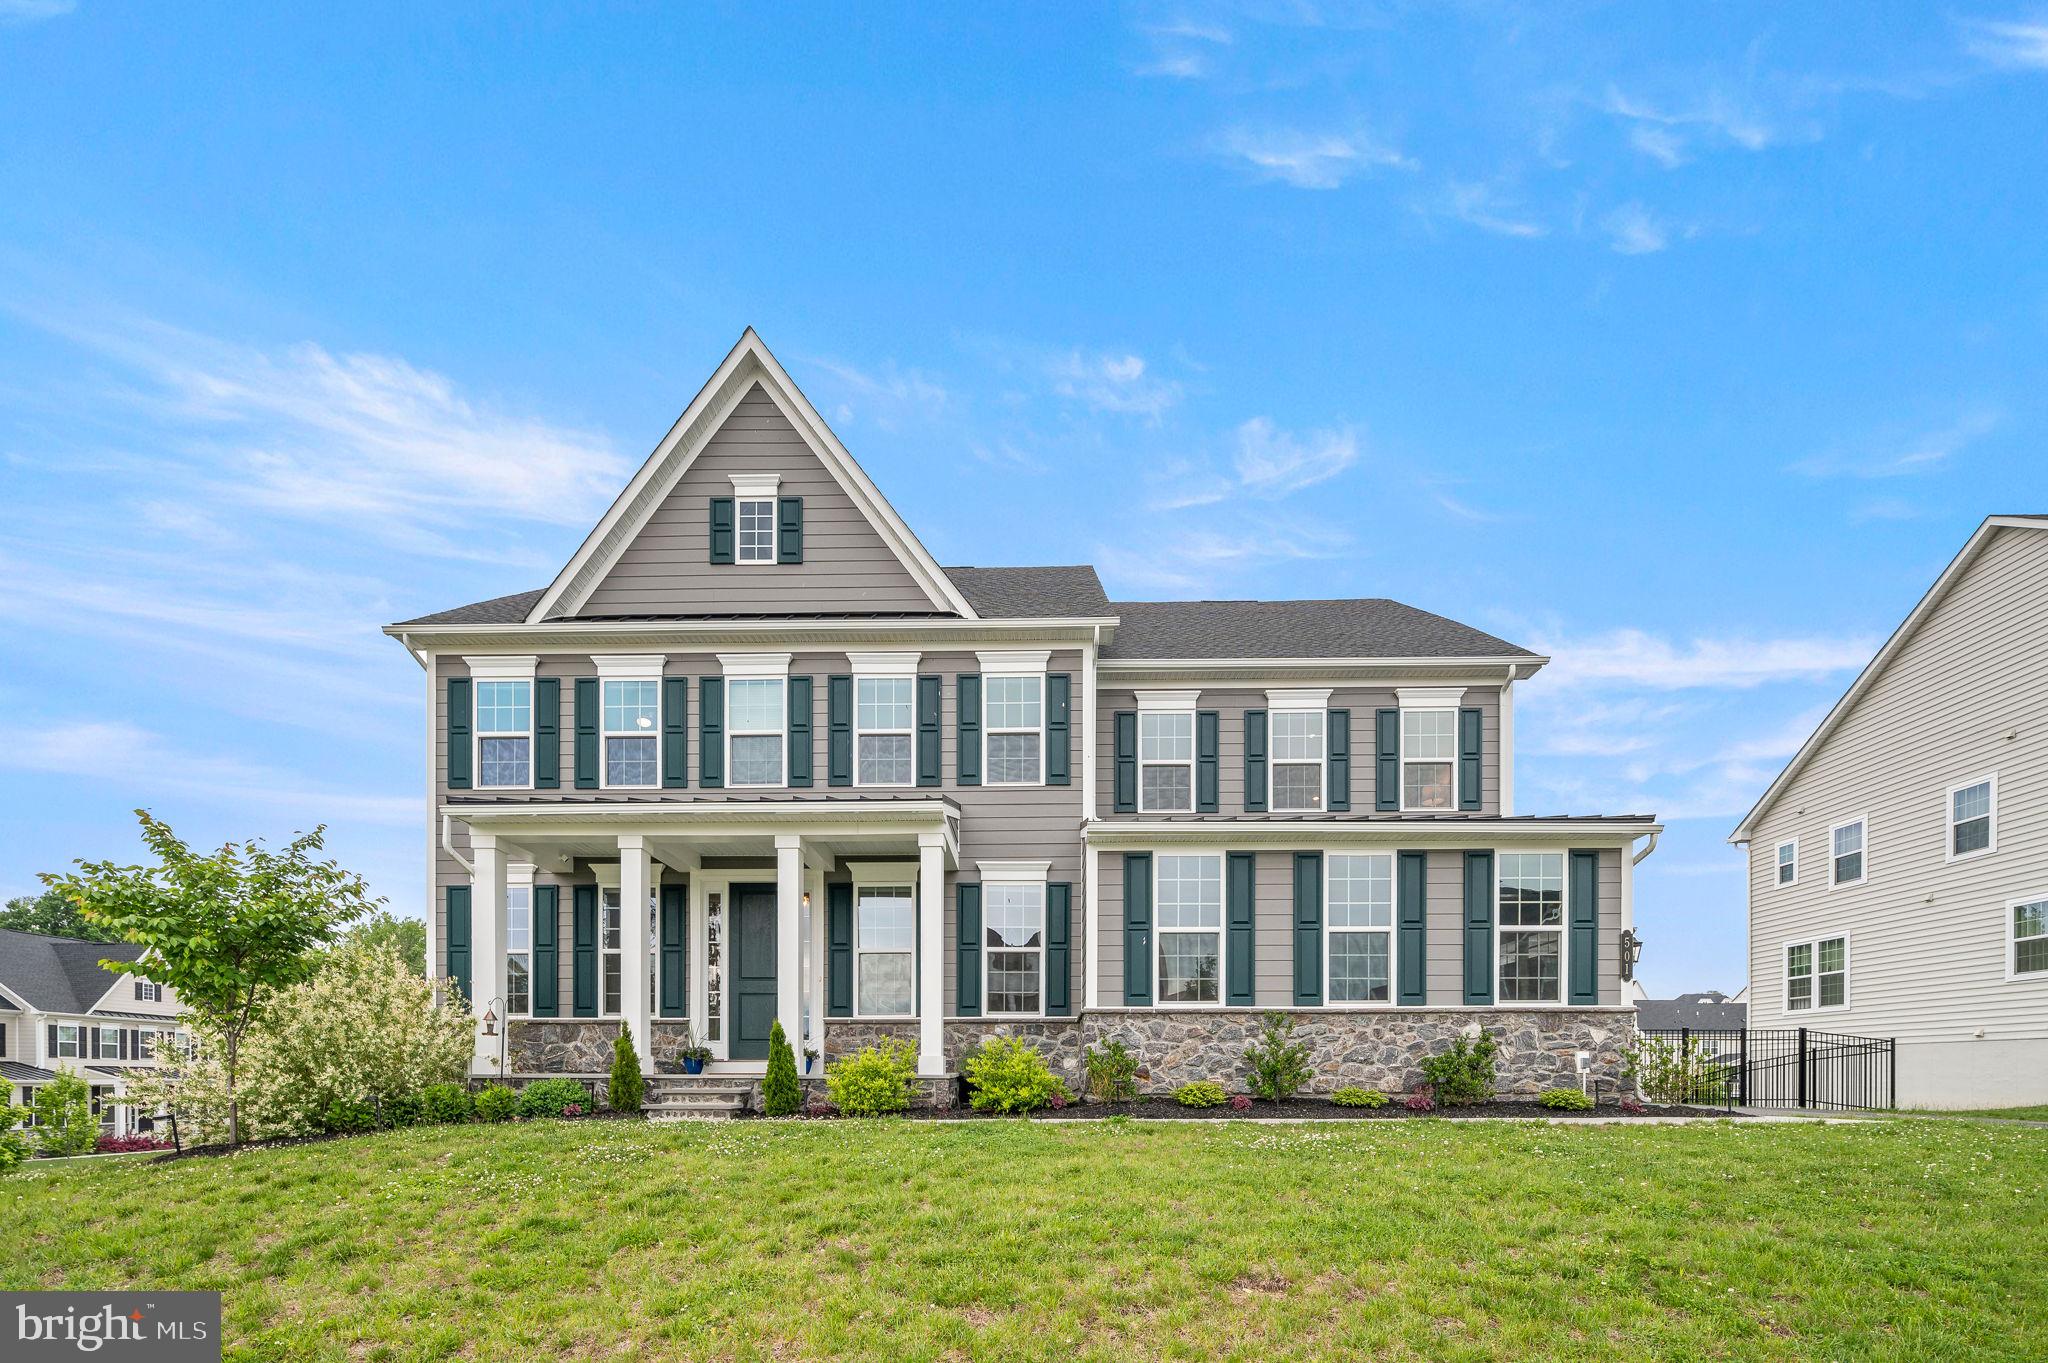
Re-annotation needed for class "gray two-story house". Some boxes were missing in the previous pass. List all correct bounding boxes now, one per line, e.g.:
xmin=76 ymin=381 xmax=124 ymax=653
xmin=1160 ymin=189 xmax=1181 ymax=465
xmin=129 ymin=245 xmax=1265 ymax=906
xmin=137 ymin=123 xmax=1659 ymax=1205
xmin=1 ymin=928 xmax=186 ymax=1134
xmin=385 ymin=331 xmax=1661 ymax=1106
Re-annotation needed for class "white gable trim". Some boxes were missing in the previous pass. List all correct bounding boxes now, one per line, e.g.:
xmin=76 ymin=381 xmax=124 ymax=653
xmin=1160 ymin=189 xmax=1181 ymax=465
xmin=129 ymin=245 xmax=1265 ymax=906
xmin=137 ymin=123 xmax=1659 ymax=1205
xmin=1730 ymin=515 xmax=2048 ymax=844
xmin=528 ymin=328 xmax=977 ymax=624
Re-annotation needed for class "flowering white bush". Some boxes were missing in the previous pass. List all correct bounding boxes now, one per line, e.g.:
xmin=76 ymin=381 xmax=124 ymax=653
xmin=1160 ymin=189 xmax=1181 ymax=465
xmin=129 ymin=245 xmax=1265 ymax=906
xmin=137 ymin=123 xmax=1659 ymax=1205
xmin=127 ymin=943 xmax=473 ymax=1142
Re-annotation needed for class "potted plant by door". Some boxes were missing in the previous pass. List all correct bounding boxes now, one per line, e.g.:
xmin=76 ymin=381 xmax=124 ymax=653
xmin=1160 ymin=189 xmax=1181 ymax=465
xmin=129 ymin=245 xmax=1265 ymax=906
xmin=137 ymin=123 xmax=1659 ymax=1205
xmin=803 ymin=1046 xmax=818 ymax=1075
xmin=678 ymin=1029 xmax=711 ymax=1075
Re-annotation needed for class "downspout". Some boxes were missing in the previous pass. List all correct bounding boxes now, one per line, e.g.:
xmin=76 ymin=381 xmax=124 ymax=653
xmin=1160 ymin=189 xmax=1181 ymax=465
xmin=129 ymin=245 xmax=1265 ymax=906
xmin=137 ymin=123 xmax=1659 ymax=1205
xmin=1631 ymin=830 xmax=1660 ymax=866
xmin=441 ymin=814 xmax=473 ymax=877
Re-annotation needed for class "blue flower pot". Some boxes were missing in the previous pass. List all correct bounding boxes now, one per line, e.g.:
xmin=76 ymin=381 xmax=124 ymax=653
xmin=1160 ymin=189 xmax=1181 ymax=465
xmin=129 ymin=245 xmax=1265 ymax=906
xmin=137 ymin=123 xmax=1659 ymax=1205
xmin=682 ymin=1057 xmax=704 ymax=1075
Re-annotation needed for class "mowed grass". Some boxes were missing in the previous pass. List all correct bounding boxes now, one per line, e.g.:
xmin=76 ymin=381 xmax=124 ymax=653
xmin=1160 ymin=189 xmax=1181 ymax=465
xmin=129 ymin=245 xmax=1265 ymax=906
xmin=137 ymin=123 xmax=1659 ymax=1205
xmin=4 ymin=1117 xmax=2045 ymax=1362
xmin=1904 ymin=1105 xmax=2048 ymax=1122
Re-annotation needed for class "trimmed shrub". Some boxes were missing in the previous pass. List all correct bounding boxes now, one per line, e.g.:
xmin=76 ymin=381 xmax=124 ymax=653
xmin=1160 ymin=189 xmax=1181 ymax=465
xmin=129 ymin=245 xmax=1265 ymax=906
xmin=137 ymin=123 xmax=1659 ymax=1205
xmin=1539 ymin=1087 xmax=1594 ymax=1111
xmin=421 ymin=1082 xmax=475 ymax=1124
xmin=94 ymin=1132 xmax=170 ymax=1154
xmin=964 ymin=1037 xmax=1071 ymax=1114
xmin=1331 ymin=1086 xmax=1388 ymax=1108
xmin=1419 ymin=1031 xmax=1497 ymax=1106
xmin=608 ymin=1032 xmax=646 ymax=1113
xmin=825 ymin=1040 xmax=920 ymax=1116
xmin=1 ymin=1104 xmax=35 ymax=1175
xmin=763 ymin=1020 xmax=802 ymax=1117
xmin=320 ymin=1095 xmax=378 ymax=1134
xmin=31 ymin=1070 xmax=98 ymax=1156
xmin=1243 ymin=1011 xmax=1314 ymax=1102
xmin=1404 ymin=1086 xmax=1437 ymax=1113
xmin=382 ymin=1092 xmax=426 ymax=1128
xmin=517 ymin=1078 xmax=591 ymax=1120
xmin=1083 ymin=1039 xmax=1140 ymax=1103
xmin=474 ymin=1084 xmax=517 ymax=1122
xmin=1175 ymin=1080 xmax=1227 ymax=1108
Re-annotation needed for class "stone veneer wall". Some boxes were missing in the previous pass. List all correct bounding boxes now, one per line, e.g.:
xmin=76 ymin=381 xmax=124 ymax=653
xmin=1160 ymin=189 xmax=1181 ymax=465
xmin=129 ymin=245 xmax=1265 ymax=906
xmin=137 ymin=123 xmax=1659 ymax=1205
xmin=649 ymin=1022 xmax=701 ymax=1074
xmin=507 ymin=1020 xmax=621 ymax=1075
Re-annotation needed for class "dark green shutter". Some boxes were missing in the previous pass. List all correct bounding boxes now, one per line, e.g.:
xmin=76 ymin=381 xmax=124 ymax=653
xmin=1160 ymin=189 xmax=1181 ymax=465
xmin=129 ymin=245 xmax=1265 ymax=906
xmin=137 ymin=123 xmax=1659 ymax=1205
xmin=788 ymin=676 xmax=814 ymax=787
xmin=659 ymin=884 xmax=688 ymax=1017
xmin=1046 ymin=882 xmax=1072 ymax=1016
xmin=827 ymin=675 xmax=853 ymax=786
xmin=1459 ymin=707 xmax=1484 ymax=811
xmin=916 ymin=676 xmax=942 ymax=786
xmin=1327 ymin=708 xmax=1351 ymax=812
xmin=1569 ymin=849 xmax=1599 ymax=1005
xmin=532 ymin=885 xmax=560 ymax=1017
xmin=1397 ymin=851 xmax=1427 ymax=1006
xmin=1122 ymin=853 xmax=1152 ymax=1005
xmin=446 ymin=678 xmax=472 ymax=790
xmin=1243 ymin=710 xmax=1268 ymax=812
xmin=709 ymin=496 xmax=735 ymax=564
xmin=956 ymin=883 xmax=982 ymax=1018
xmin=534 ymin=677 xmax=561 ymax=789
xmin=573 ymin=678 xmax=599 ymax=789
xmin=1376 ymin=708 xmax=1400 ymax=811
xmin=956 ymin=674 xmax=981 ymax=786
xmin=444 ymin=886 xmax=472 ymax=1004
xmin=1112 ymin=711 xmax=1137 ymax=812
xmin=1046 ymin=673 xmax=1071 ymax=786
xmin=657 ymin=678 xmax=687 ymax=788
xmin=698 ymin=677 xmax=724 ymax=788
xmin=1226 ymin=851 xmax=1255 ymax=1006
xmin=572 ymin=885 xmax=598 ymax=1017
xmin=777 ymin=496 xmax=804 ymax=564
xmin=827 ymin=884 xmax=853 ymax=1016
xmin=1462 ymin=851 xmax=1494 ymax=1005
xmin=1197 ymin=711 xmax=1221 ymax=813
xmin=1292 ymin=852 xmax=1323 ymax=1006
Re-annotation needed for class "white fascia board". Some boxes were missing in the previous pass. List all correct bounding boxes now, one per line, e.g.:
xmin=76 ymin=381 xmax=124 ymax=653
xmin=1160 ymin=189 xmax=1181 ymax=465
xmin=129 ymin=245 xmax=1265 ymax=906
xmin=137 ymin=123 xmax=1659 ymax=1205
xmin=1083 ymin=818 xmax=1661 ymax=848
xmin=382 ymin=617 xmax=1113 ymax=650
xmin=1097 ymin=657 xmax=1549 ymax=684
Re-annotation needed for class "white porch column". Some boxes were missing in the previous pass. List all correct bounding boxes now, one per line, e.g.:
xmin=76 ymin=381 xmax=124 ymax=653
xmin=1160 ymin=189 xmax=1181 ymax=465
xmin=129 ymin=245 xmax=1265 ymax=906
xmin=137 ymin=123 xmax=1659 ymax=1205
xmin=917 ymin=831 xmax=947 ymax=1077
xmin=775 ymin=834 xmax=804 ymax=1054
xmin=619 ymin=834 xmax=653 ymax=1064
xmin=470 ymin=833 xmax=506 ymax=1076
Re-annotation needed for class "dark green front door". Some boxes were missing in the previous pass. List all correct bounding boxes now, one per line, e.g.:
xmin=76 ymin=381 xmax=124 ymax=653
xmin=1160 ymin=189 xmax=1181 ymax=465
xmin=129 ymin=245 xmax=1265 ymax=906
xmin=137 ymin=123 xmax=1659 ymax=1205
xmin=730 ymin=884 xmax=777 ymax=1060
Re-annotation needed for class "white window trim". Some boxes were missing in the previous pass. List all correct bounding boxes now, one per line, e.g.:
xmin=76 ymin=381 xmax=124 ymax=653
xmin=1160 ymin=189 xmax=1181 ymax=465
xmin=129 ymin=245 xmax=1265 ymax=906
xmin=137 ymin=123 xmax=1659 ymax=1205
xmin=505 ymin=863 xmax=535 ymax=1019
xmin=96 ymin=1024 xmax=123 ymax=1057
xmin=979 ymin=864 xmax=1051 ymax=1019
xmin=134 ymin=979 xmax=162 ymax=1003
xmin=52 ymin=1023 xmax=82 ymax=1059
xmin=1266 ymin=700 xmax=1328 ymax=813
xmin=1493 ymin=847 xmax=1569 ymax=1007
xmin=1136 ymin=707 xmax=1197 ymax=814
xmin=593 ymin=655 xmax=664 ymax=791
xmin=1397 ymin=704 xmax=1462 ymax=814
xmin=1775 ymin=838 xmax=1799 ymax=888
xmin=1783 ymin=933 xmax=1851 ymax=1013
xmin=1945 ymin=773 xmax=1997 ymax=863
xmin=981 ymin=671 xmax=1047 ymax=788
xmin=730 ymin=475 xmax=782 ymax=564
xmin=1152 ymin=848 xmax=1227 ymax=1009
xmin=853 ymin=672 xmax=917 ymax=789
xmin=1827 ymin=816 xmax=1869 ymax=890
xmin=2008 ymin=893 xmax=2048 ymax=983
xmin=465 ymin=655 xmax=539 ymax=792
xmin=596 ymin=885 xmax=627 ymax=1020
xmin=724 ymin=675 xmax=789 ymax=790
xmin=849 ymin=865 xmax=919 ymax=1021
xmin=1324 ymin=850 xmax=1396 ymax=1009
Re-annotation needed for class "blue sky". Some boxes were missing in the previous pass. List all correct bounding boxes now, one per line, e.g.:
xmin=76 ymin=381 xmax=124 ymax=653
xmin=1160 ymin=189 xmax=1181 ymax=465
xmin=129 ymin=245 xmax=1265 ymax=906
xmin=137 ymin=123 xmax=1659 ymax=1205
xmin=2 ymin=2 xmax=2044 ymax=994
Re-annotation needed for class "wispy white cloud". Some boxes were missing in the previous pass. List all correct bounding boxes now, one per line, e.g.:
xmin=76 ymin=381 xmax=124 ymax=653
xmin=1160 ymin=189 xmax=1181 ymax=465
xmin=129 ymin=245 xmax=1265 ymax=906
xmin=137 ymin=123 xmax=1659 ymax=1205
xmin=0 ymin=0 xmax=75 ymax=22
xmin=1209 ymin=125 xmax=1414 ymax=189
xmin=1095 ymin=519 xmax=1350 ymax=595
xmin=1138 ymin=52 xmax=1214 ymax=79
xmin=1960 ymin=16 xmax=2048 ymax=69
xmin=1601 ymin=201 xmax=1668 ymax=254
xmin=1430 ymin=181 xmax=1547 ymax=238
xmin=1149 ymin=416 xmax=1359 ymax=509
xmin=1628 ymin=125 xmax=1690 ymax=168
xmin=806 ymin=356 xmax=950 ymax=433
xmin=1529 ymin=628 xmax=1877 ymax=691
xmin=1789 ymin=409 xmax=2001 ymax=478
xmin=1046 ymin=349 xmax=1183 ymax=419
xmin=1603 ymin=85 xmax=1782 ymax=153
xmin=1133 ymin=17 xmax=1232 ymax=78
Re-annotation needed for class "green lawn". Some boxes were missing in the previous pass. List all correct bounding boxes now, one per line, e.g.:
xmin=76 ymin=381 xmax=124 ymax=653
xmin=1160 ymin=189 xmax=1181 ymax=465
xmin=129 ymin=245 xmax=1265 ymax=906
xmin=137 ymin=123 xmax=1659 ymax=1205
xmin=1902 ymin=1105 xmax=2048 ymax=1122
xmin=4 ymin=1117 xmax=2045 ymax=1362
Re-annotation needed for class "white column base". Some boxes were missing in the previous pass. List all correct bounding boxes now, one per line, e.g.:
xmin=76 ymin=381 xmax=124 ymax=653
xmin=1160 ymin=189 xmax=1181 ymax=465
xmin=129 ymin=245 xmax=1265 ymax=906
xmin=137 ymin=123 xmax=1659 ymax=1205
xmin=470 ymin=834 xmax=506 ymax=1078
xmin=917 ymin=832 xmax=947 ymax=1077
xmin=620 ymin=835 xmax=653 ymax=1067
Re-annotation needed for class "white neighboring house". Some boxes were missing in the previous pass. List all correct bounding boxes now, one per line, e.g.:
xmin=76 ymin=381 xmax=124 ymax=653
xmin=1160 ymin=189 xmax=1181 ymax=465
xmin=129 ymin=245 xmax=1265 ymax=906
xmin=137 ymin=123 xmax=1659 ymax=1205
xmin=1731 ymin=514 xmax=2048 ymax=1108
xmin=0 ymin=928 xmax=187 ymax=1136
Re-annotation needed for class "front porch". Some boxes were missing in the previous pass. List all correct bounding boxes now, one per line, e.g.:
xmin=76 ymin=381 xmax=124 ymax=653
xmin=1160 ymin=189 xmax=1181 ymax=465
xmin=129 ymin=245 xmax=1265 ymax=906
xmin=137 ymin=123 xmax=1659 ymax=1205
xmin=448 ymin=797 xmax=962 ymax=1084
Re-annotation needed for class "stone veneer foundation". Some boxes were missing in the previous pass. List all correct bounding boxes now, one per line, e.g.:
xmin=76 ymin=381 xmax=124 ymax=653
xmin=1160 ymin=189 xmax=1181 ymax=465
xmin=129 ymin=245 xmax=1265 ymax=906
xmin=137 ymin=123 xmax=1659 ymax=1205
xmin=506 ymin=1020 xmax=621 ymax=1075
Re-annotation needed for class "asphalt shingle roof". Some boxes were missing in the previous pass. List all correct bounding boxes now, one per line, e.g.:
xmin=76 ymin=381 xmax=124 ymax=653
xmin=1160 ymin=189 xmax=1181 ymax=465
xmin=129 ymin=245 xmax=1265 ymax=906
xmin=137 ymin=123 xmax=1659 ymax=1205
xmin=394 ymin=589 xmax=546 ymax=627
xmin=0 ymin=929 xmax=144 ymax=1015
xmin=944 ymin=565 xmax=1110 ymax=618
xmin=1099 ymin=597 xmax=1536 ymax=660
xmin=1635 ymin=992 xmax=1748 ymax=1031
xmin=0 ymin=1059 xmax=57 ymax=1083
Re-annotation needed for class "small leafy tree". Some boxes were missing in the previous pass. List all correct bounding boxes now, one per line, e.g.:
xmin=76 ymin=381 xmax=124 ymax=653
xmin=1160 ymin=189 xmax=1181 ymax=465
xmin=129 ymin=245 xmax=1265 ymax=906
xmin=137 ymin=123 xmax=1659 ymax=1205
xmin=763 ymin=1020 xmax=801 ymax=1116
xmin=1083 ymin=1039 xmax=1140 ymax=1102
xmin=45 ymin=811 xmax=376 ymax=1144
xmin=608 ymin=1031 xmax=645 ymax=1112
xmin=0 ymin=886 xmax=118 ymax=941
xmin=32 ymin=1070 xmax=98 ymax=1156
xmin=1419 ymin=1031 xmax=1498 ymax=1106
xmin=0 ymin=1104 xmax=31 ymax=1175
xmin=963 ymin=1037 xmax=1070 ymax=1114
xmin=339 ymin=911 xmax=427 ymax=976
xmin=1243 ymin=1011 xmax=1313 ymax=1101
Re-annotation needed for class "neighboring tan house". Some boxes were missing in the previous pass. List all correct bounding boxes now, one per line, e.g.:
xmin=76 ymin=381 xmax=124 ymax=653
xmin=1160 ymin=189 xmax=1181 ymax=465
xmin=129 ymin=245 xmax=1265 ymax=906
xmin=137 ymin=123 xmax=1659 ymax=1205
xmin=384 ymin=330 xmax=1662 ymax=1107
xmin=1731 ymin=514 xmax=2048 ymax=1108
xmin=0 ymin=928 xmax=187 ymax=1135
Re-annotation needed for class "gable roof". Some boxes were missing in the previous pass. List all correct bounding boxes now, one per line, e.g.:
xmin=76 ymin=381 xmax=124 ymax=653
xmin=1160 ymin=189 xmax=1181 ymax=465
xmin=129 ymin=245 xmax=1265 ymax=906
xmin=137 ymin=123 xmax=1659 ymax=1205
xmin=1635 ymin=991 xmax=1747 ymax=1031
xmin=1729 ymin=514 xmax=2048 ymax=844
xmin=945 ymin=566 xmax=1110 ymax=618
xmin=527 ymin=329 xmax=976 ymax=623
xmin=0 ymin=928 xmax=146 ymax=1014
xmin=1100 ymin=598 xmax=1537 ymax=661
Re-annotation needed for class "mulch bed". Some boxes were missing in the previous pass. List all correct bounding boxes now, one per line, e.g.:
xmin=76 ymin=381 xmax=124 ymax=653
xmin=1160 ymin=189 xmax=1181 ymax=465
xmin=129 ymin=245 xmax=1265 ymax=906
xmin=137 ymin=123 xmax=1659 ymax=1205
xmin=777 ymin=1098 xmax=1740 ymax=1121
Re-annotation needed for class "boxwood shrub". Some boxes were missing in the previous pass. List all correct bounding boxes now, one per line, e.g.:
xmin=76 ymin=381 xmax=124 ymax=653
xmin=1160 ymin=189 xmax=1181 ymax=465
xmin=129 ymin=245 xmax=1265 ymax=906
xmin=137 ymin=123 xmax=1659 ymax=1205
xmin=421 ymin=1082 xmax=475 ymax=1124
xmin=517 ymin=1078 xmax=591 ymax=1119
xmin=1331 ymin=1086 xmax=1388 ymax=1108
xmin=474 ymin=1083 xmax=518 ymax=1122
xmin=1538 ymin=1087 xmax=1594 ymax=1111
xmin=825 ymin=1040 xmax=920 ymax=1116
xmin=1174 ymin=1080 xmax=1228 ymax=1108
xmin=963 ymin=1037 xmax=1071 ymax=1114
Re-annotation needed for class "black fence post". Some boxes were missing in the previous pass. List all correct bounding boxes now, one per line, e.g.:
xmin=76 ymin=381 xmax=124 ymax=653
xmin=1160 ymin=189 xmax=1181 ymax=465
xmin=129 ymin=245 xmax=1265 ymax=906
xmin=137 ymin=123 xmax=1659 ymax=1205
xmin=1796 ymin=1027 xmax=1809 ymax=1109
xmin=1737 ymin=1029 xmax=1749 ymax=1108
xmin=1887 ymin=1038 xmax=1896 ymax=1110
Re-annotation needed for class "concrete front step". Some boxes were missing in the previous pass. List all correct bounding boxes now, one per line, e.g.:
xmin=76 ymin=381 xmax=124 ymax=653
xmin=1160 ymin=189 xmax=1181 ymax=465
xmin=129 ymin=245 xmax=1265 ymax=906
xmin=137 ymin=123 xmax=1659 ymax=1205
xmin=644 ymin=1076 xmax=756 ymax=1117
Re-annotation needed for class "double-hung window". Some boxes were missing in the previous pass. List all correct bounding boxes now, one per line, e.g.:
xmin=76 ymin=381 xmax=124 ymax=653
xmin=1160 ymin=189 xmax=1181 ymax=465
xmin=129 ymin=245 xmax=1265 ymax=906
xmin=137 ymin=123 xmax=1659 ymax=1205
xmin=1401 ymin=709 xmax=1458 ymax=811
xmin=856 ymin=677 xmax=915 ymax=786
xmin=52 ymin=1024 xmax=81 ymax=1059
xmin=1270 ymin=709 xmax=1326 ymax=812
xmin=475 ymin=679 xmax=533 ymax=788
xmin=96 ymin=1025 xmax=122 ymax=1058
xmin=1786 ymin=936 xmax=1847 ymax=1010
xmin=1138 ymin=712 xmax=1195 ymax=812
xmin=136 ymin=1030 xmax=157 ymax=1061
xmin=728 ymin=677 xmax=787 ymax=786
xmin=985 ymin=675 xmax=1044 ymax=784
xmin=506 ymin=879 xmax=532 ymax=1017
xmin=736 ymin=499 xmax=776 ymax=563
xmin=1775 ymin=840 xmax=1798 ymax=886
xmin=984 ymin=880 xmax=1046 ymax=1016
xmin=1327 ymin=853 xmax=1394 ymax=1003
xmin=1497 ymin=851 xmax=1565 ymax=1003
xmin=1156 ymin=853 xmax=1223 ymax=1004
xmin=854 ymin=883 xmax=915 ymax=1016
xmin=2012 ymin=897 xmax=2048 ymax=979
xmin=134 ymin=979 xmax=162 ymax=1003
xmin=602 ymin=680 xmax=659 ymax=787
xmin=1948 ymin=777 xmax=1995 ymax=860
xmin=1829 ymin=818 xmax=1866 ymax=887
xmin=600 ymin=889 xmax=624 ymax=1016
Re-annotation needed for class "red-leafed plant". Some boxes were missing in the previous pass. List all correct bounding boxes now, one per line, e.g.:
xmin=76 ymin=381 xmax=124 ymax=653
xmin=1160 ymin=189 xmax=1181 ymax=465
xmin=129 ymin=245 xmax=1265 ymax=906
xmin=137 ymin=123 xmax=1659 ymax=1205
xmin=95 ymin=1132 xmax=172 ymax=1154
xmin=1048 ymin=1092 xmax=1068 ymax=1110
xmin=1619 ymin=1098 xmax=1646 ymax=1115
xmin=563 ymin=1103 xmax=584 ymax=1118
xmin=1229 ymin=1093 xmax=1252 ymax=1113
xmin=1404 ymin=1085 xmax=1437 ymax=1113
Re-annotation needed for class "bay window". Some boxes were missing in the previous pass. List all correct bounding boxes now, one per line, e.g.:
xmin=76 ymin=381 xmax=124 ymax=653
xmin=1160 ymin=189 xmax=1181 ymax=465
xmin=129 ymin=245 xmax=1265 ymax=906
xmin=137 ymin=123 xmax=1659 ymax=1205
xmin=1497 ymin=851 xmax=1564 ymax=1003
xmin=1138 ymin=712 xmax=1195 ymax=812
xmin=1270 ymin=709 xmax=1325 ymax=812
xmin=728 ymin=677 xmax=787 ymax=786
xmin=1327 ymin=853 xmax=1394 ymax=1003
xmin=984 ymin=881 xmax=1046 ymax=1015
xmin=856 ymin=677 xmax=915 ymax=786
xmin=1156 ymin=853 xmax=1222 ymax=1004
xmin=855 ymin=883 xmax=915 ymax=1016
xmin=602 ymin=680 xmax=659 ymax=787
xmin=985 ymin=674 xmax=1044 ymax=784
xmin=1401 ymin=709 xmax=1457 ymax=811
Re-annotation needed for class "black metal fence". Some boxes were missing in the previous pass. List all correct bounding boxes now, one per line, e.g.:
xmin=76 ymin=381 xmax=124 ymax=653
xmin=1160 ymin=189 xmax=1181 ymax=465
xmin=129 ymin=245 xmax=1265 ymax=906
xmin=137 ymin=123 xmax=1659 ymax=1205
xmin=1635 ymin=1027 xmax=1895 ymax=1111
